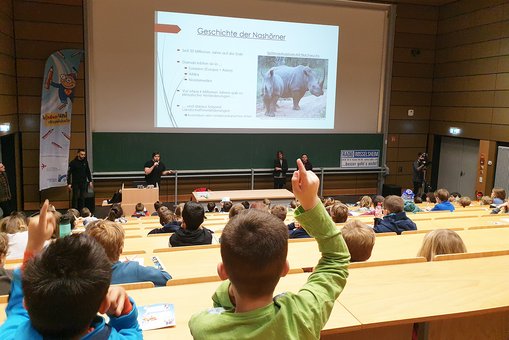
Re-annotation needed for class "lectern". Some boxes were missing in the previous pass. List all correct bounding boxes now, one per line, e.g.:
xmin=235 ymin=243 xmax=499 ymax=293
xmin=121 ymin=183 xmax=159 ymax=216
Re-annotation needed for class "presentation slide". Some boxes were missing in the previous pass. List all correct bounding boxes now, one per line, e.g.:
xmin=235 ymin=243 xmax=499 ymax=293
xmin=155 ymin=11 xmax=339 ymax=130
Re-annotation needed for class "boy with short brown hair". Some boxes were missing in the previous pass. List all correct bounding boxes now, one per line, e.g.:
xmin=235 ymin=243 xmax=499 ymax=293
xmin=189 ymin=160 xmax=350 ymax=339
xmin=341 ymin=220 xmax=376 ymax=262
xmin=329 ymin=202 xmax=349 ymax=223
xmin=374 ymin=195 xmax=417 ymax=234
xmin=86 ymin=220 xmax=171 ymax=286
xmin=431 ymin=189 xmax=455 ymax=211
xmin=270 ymin=204 xmax=287 ymax=222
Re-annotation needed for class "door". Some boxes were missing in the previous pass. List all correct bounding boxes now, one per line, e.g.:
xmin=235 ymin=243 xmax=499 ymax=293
xmin=437 ymin=137 xmax=479 ymax=197
xmin=494 ymin=146 xmax=509 ymax=193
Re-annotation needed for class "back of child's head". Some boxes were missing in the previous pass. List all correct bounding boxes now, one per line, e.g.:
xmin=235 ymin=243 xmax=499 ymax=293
xmin=222 ymin=201 xmax=233 ymax=212
xmin=329 ymin=202 xmax=348 ymax=223
xmin=221 ymin=209 xmax=288 ymax=298
xmin=85 ymin=220 xmax=125 ymax=262
xmin=0 ymin=232 xmax=8 ymax=265
xmin=0 ymin=214 xmax=27 ymax=234
xmin=263 ymin=198 xmax=271 ymax=208
xmin=154 ymin=200 xmax=164 ymax=212
xmin=80 ymin=207 xmax=91 ymax=218
xmin=107 ymin=203 xmax=124 ymax=221
xmin=23 ymin=234 xmax=111 ymax=338
xmin=323 ymin=197 xmax=335 ymax=207
xmin=425 ymin=192 xmax=435 ymax=203
xmin=207 ymin=202 xmax=217 ymax=212
xmin=383 ymin=195 xmax=404 ymax=214
xmin=435 ymin=189 xmax=449 ymax=202
xmin=241 ymin=200 xmax=250 ymax=209
xmin=249 ymin=201 xmax=268 ymax=211
xmin=228 ymin=203 xmax=245 ymax=219
xmin=66 ymin=208 xmax=80 ymax=219
xmin=491 ymin=188 xmax=506 ymax=200
xmin=459 ymin=196 xmax=471 ymax=207
xmin=182 ymin=201 xmax=205 ymax=230
xmin=359 ymin=196 xmax=372 ymax=208
xmin=414 ymin=196 xmax=423 ymax=204
xmin=160 ymin=209 xmax=176 ymax=225
xmin=481 ymin=196 xmax=493 ymax=205
xmin=175 ymin=203 xmax=185 ymax=218
xmin=341 ymin=220 xmax=375 ymax=262
xmin=289 ymin=200 xmax=298 ymax=209
xmin=372 ymin=195 xmax=385 ymax=208
xmin=270 ymin=204 xmax=287 ymax=222
xmin=135 ymin=202 xmax=145 ymax=213
xmin=417 ymin=229 xmax=467 ymax=261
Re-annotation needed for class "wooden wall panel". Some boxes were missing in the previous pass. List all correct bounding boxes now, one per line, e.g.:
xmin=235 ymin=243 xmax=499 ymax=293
xmin=432 ymin=0 xmax=509 ymax=164
xmin=14 ymin=0 xmax=84 ymax=209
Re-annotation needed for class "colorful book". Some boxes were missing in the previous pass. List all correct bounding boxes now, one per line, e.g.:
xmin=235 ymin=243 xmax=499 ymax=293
xmin=137 ymin=303 xmax=176 ymax=331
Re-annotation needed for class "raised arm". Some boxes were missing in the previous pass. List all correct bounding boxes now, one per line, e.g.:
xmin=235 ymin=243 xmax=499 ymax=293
xmin=290 ymin=159 xmax=350 ymax=334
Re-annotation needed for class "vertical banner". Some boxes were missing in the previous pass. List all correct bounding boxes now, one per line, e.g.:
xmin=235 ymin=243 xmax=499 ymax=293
xmin=39 ymin=49 xmax=84 ymax=191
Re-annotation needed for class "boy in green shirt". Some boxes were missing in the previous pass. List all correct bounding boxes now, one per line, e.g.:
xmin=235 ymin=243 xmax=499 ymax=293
xmin=189 ymin=159 xmax=350 ymax=339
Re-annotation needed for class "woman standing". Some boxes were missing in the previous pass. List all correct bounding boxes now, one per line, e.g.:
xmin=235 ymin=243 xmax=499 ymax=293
xmin=273 ymin=151 xmax=288 ymax=189
xmin=300 ymin=154 xmax=313 ymax=171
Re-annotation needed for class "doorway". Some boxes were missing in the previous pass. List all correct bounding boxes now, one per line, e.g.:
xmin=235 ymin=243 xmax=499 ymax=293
xmin=437 ymin=136 xmax=479 ymax=197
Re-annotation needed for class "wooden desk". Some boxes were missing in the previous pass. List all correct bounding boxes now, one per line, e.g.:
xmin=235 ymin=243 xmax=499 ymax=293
xmin=133 ymin=228 xmax=509 ymax=285
xmin=338 ymin=255 xmax=509 ymax=339
xmin=192 ymin=189 xmax=294 ymax=203
xmin=122 ymin=186 xmax=159 ymax=217
xmin=128 ymin=274 xmax=360 ymax=340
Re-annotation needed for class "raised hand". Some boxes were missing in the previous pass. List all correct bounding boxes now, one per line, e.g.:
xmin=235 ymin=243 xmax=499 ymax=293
xmin=291 ymin=159 xmax=320 ymax=211
xmin=26 ymin=199 xmax=56 ymax=254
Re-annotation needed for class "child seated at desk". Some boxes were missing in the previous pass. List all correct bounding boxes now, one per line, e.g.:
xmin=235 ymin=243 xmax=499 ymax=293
xmin=148 ymin=209 xmax=180 ymax=235
xmin=373 ymin=195 xmax=417 ymax=234
xmin=81 ymin=207 xmax=98 ymax=226
xmin=189 ymin=159 xmax=350 ymax=339
xmin=0 ymin=232 xmax=13 ymax=295
xmin=131 ymin=203 xmax=149 ymax=218
xmin=229 ymin=203 xmax=245 ymax=219
xmin=431 ymin=189 xmax=455 ymax=212
xmin=270 ymin=205 xmax=287 ymax=222
xmin=491 ymin=188 xmax=506 ymax=205
xmin=341 ymin=220 xmax=375 ymax=262
xmin=417 ymin=229 xmax=467 ymax=261
xmin=169 ymin=202 xmax=213 ymax=247
xmin=328 ymin=202 xmax=349 ymax=223
xmin=0 ymin=200 xmax=142 ymax=339
xmin=458 ymin=196 xmax=471 ymax=208
xmin=86 ymin=220 xmax=171 ymax=286
xmin=0 ymin=214 xmax=28 ymax=259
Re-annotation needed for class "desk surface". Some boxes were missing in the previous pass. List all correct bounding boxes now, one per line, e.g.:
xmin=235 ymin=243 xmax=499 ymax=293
xmin=128 ymin=273 xmax=360 ymax=339
xmin=132 ymin=227 xmax=509 ymax=284
xmin=339 ymin=255 xmax=509 ymax=326
xmin=192 ymin=189 xmax=294 ymax=203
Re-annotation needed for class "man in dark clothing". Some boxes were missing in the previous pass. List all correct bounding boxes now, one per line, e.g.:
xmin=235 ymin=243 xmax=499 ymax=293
xmin=169 ymin=201 xmax=213 ymax=247
xmin=144 ymin=152 xmax=173 ymax=187
xmin=67 ymin=149 xmax=92 ymax=211
xmin=412 ymin=152 xmax=429 ymax=196
xmin=0 ymin=163 xmax=13 ymax=217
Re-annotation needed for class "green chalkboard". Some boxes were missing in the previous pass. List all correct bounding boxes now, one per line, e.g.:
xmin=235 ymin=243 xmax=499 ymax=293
xmin=92 ymin=132 xmax=383 ymax=172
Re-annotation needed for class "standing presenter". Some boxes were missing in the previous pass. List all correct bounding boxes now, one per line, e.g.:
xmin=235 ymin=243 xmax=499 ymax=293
xmin=273 ymin=150 xmax=288 ymax=189
xmin=144 ymin=152 xmax=173 ymax=187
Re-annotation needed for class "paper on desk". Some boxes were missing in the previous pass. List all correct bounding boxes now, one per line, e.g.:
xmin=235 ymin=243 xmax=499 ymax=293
xmin=137 ymin=303 xmax=176 ymax=331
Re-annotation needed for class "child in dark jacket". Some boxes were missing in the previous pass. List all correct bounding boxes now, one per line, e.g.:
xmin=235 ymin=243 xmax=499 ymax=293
xmin=374 ymin=195 xmax=417 ymax=234
xmin=169 ymin=202 xmax=213 ymax=247
xmin=148 ymin=209 xmax=181 ymax=235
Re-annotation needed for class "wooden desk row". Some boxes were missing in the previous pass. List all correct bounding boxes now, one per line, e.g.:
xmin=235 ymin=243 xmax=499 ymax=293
xmin=122 ymin=227 xmax=509 ymax=286
xmin=3 ymin=255 xmax=501 ymax=339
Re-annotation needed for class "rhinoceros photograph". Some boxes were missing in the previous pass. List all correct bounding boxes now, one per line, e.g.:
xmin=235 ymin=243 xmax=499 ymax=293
xmin=257 ymin=56 xmax=328 ymax=118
